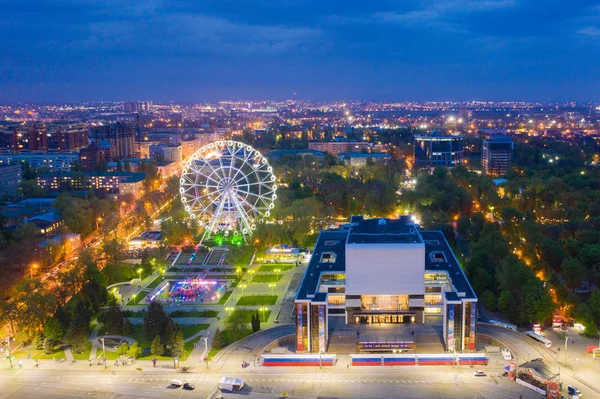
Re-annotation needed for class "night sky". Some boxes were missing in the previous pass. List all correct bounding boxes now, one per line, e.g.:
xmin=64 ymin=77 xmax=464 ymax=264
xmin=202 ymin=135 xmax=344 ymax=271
xmin=1 ymin=0 xmax=599 ymax=103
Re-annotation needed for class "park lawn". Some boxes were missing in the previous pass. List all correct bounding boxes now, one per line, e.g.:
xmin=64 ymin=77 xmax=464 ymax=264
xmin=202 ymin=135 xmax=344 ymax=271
xmin=126 ymin=293 xmax=146 ymax=306
xmin=208 ymin=347 xmax=220 ymax=360
xmin=169 ymin=310 xmax=218 ymax=318
xmin=234 ymin=309 xmax=271 ymax=323
xmin=72 ymin=342 xmax=92 ymax=360
xmin=218 ymin=291 xmax=233 ymax=305
xmin=12 ymin=347 xmax=67 ymax=360
xmin=236 ymin=295 xmax=277 ymax=306
xmin=146 ymin=276 xmax=164 ymax=289
xmin=222 ymin=328 xmax=253 ymax=345
xmin=258 ymin=264 xmax=294 ymax=272
xmin=251 ymin=274 xmax=281 ymax=283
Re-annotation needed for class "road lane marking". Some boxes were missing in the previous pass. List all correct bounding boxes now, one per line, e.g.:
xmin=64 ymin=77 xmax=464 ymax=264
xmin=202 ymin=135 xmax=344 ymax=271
xmin=0 ymin=369 xmax=23 ymax=386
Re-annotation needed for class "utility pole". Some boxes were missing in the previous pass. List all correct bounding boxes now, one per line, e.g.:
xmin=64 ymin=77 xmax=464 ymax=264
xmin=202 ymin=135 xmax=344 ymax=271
xmin=100 ymin=336 xmax=107 ymax=369
xmin=201 ymin=334 xmax=209 ymax=369
xmin=564 ymin=336 xmax=569 ymax=368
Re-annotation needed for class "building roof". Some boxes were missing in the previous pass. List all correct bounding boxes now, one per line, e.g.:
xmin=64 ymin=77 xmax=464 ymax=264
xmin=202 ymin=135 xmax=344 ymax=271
xmin=518 ymin=359 xmax=558 ymax=381
xmin=484 ymin=135 xmax=513 ymax=143
xmin=296 ymin=230 xmax=348 ymax=301
xmin=347 ymin=216 xmax=422 ymax=244
xmin=25 ymin=210 xmax=61 ymax=225
xmin=421 ymin=230 xmax=476 ymax=300
xmin=296 ymin=216 xmax=477 ymax=302
xmin=338 ymin=152 xmax=391 ymax=158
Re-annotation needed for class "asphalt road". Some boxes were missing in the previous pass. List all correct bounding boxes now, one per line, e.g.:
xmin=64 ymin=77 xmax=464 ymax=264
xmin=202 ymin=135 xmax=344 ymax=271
xmin=0 ymin=365 xmax=548 ymax=399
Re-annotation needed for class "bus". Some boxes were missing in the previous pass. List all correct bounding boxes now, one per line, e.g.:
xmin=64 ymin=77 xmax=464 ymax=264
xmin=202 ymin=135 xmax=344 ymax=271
xmin=489 ymin=320 xmax=517 ymax=331
xmin=526 ymin=331 xmax=552 ymax=349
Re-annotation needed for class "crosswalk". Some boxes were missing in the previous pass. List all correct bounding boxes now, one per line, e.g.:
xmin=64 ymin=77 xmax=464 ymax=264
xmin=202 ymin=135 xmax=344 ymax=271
xmin=126 ymin=378 xmax=434 ymax=385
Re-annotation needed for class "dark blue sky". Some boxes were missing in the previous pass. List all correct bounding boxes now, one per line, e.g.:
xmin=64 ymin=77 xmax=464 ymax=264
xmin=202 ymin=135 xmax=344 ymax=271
xmin=1 ymin=0 xmax=599 ymax=103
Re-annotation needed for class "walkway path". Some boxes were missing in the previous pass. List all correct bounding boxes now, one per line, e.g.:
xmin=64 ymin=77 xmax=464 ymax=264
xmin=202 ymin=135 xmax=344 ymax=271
xmin=88 ymin=323 xmax=102 ymax=361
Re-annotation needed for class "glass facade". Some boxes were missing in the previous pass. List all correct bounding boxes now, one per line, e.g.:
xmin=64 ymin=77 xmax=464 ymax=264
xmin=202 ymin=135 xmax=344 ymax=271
xmin=361 ymin=295 xmax=408 ymax=311
xmin=296 ymin=302 xmax=309 ymax=353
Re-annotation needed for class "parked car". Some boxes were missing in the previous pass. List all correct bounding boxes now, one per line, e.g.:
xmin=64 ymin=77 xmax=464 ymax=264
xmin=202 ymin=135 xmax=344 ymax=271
xmin=183 ymin=383 xmax=195 ymax=390
xmin=473 ymin=371 xmax=486 ymax=377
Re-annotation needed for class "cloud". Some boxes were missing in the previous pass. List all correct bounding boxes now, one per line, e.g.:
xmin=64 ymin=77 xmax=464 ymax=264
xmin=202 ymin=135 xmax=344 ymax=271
xmin=576 ymin=26 xmax=600 ymax=38
xmin=370 ymin=0 xmax=516 ymax=26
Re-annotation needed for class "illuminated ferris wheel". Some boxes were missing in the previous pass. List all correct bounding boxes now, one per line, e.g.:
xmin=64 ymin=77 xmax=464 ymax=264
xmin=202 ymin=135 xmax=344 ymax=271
xmin=179 ymin=140 xmax=277 ymax=243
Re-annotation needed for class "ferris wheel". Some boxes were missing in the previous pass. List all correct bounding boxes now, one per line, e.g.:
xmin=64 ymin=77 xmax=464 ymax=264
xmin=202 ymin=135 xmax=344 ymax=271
xmin=179 ymin=140 xmax=277 ymax=243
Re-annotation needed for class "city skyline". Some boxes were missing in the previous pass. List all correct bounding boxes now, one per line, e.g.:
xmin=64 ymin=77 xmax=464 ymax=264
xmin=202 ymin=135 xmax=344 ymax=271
xmin=2 ymin=1 xmax=600 ymax=103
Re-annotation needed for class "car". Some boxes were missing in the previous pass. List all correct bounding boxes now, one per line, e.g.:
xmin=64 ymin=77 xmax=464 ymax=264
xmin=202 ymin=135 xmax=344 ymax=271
xmin=473 ymin=371 xmax=487 ymax=377
xmin=170 ymin=379 xmax=183 ymax=387
xmin=183 ymin=383 xmax=195 ymax=390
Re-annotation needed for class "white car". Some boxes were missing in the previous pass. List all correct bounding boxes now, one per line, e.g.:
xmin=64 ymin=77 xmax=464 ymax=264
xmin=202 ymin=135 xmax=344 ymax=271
xmin=473 ymin=371 xmax=486 ymax=377
xmin=501 ymin=348 xmax=512 ymax=360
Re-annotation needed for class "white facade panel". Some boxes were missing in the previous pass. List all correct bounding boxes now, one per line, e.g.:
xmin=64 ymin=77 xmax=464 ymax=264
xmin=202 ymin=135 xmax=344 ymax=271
xmin=345 ymin=243 xmax=425 ymax=296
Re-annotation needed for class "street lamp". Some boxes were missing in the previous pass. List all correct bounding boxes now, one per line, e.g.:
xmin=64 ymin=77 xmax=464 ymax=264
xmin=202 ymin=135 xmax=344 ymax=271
xmin=275 ymin=268 xmax=280 ymax=280
xmin=239 ymin=283 xmax=247 ymax=295
xmin=30 ymin=263 xmax=38 ymax=279
xmin=259 ymin=307 xmax=266 ymax=322
xmin=564 ymin=336 xmax=569 ymax=367
xmin=137 ymin=268 xmax=143 ymax=282
xmin=201 ymin=333 xmax=209 ymax=369
xmin=268 ymin=283 xmax=276 ymax=294
xmin=132 ymin=293 xmax=137 ymax=304
xmin=96 ymin=217 xmax=102 ymax=230
xmin=99 ymin=334 xmax=107 ymax=369
xmin=225 ymin=307 xmax=234 ymax=317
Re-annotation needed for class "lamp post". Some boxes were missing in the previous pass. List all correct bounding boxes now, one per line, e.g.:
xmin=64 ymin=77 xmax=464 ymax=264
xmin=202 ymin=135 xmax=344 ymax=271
xmin=132 ymin=293 xmax=137 ymax=304
xmin=239 ymin=283 xmax=246 ymax=296
xmin=30 ymin=263 xmax=38 ymax=279
xmin=275 ymin=268 xmax=280 ymax=280
xmin=96 ymin=217 xmax=102 ymax=230
xmin=269 ymin=283 xmax=276 ymax=294
xmin=99 ymin=334 xmax=107 ymax=369
xmin=259 ymin=307 xmax=266 ymax=322
xmin=137 ymin=268 xmax=143 ymax=282
xmin=201 ymin=334 xmax=209 ymax=369
xmin=564 ymin=336 xmax=569 ymax=367
xmin=225 ymin=307 xmax=234 ymax=317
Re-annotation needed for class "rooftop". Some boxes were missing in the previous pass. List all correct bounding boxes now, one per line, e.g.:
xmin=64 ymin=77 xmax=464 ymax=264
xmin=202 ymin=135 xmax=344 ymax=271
xmin=296 ymin=230 xmax=348 ymax=301
xmin=296 ymin=216 xmax=477 ymax=302
xmin=347 ymin=216 xmax=422 ymax=244
xmin=421 ymin=230 xmax=476 ymax=300
xmin=338 ymin=152 xmax=391 ymax=158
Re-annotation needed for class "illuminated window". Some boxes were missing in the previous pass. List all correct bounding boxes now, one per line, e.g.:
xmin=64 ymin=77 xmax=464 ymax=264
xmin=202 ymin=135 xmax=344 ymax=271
xmin=320 ymin=252 xmax=337 ymax=263
xmin=424 ymin=307 xmax=442 ymax=314
xmin=424 ymin=294 xmax=442 ymax=305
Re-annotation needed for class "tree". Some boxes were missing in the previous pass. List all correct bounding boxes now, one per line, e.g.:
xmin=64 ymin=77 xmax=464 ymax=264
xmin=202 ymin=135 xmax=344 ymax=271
xmin=212 ymin=328 xmax=227 ymax=349
xmin=43 ymin=337 xmax=54 ymax=354
xmin=123 ymin=319 xmax=134 ymax=336
xmin=151 ymin=336 xmax=164 ymax=356
xmin=456 ymin=215 xmax=471 ymax=237
xmin=102 ymin=237 xmax=126 ymax=266
xmin=162 ymin=319 xmax=178 ymax=349
xmin=560 ymin=257 xmax=586 ymax=291
xmin=170 ymin=330 xmax=185 ymax=358
xmin=32 ymin=332 xmax=45 ymax=350
xmin=480 ymin=290 xmax=497 ymax=311
xmin=539 ymin=239 xmax=566 ymax=270
xmin=251 ymin=311 xmax=260 ymax=332
xmin=143 ymin=302 xmax=168 ymax=341
xmin=66 ymin=326 xmax=89 ymax=353
xmin=116 ymin=343 xmax=129 ymax=356
xmin=497 ymin=290 xmax=518 ymax=322
xmin=43 ymin=316 xmax=65 ymax=343
xmin=128 ymin=343 xmax=142 ymax=358
xmin=104 ymin=299 xmax=124 ymax=334
xmin=226 ymin=309 xmax=249 ymax=333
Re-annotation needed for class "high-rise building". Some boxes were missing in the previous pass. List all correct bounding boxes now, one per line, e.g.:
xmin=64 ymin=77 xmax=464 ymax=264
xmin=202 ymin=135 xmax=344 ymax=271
xmin=0 ymin=164 xmax=22 ymax=197
xmin=482 ymin=136 xmax=514 ymax=176
xmin=90 ymin=123 xmax=136 ymax=159
xmin=46 ymin=122 xmax=89 ymax=152
xmin=79 ymin=142 xmax=111 ymax=172
xmin=0 ymin=123 xmax=47 ymax=153
xmin=124 ymin=102 xmax=142 ymax=113
xmin=413 ymin=135 xmax=463 ymax=169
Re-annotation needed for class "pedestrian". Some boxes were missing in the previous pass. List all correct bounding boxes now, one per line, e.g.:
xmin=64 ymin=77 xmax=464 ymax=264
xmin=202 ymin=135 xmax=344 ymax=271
xmin=18 ymin=359 xmax=22 ymax=368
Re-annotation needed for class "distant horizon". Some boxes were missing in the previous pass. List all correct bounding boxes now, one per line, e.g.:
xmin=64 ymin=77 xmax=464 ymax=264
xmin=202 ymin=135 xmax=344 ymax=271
xmin=0 ymin=99 xmax=598 ymax=106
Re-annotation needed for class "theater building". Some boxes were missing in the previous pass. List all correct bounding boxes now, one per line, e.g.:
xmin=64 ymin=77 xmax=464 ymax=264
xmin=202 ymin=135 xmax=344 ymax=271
xmin=295 ymin=216 xmax=477 ymax=354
